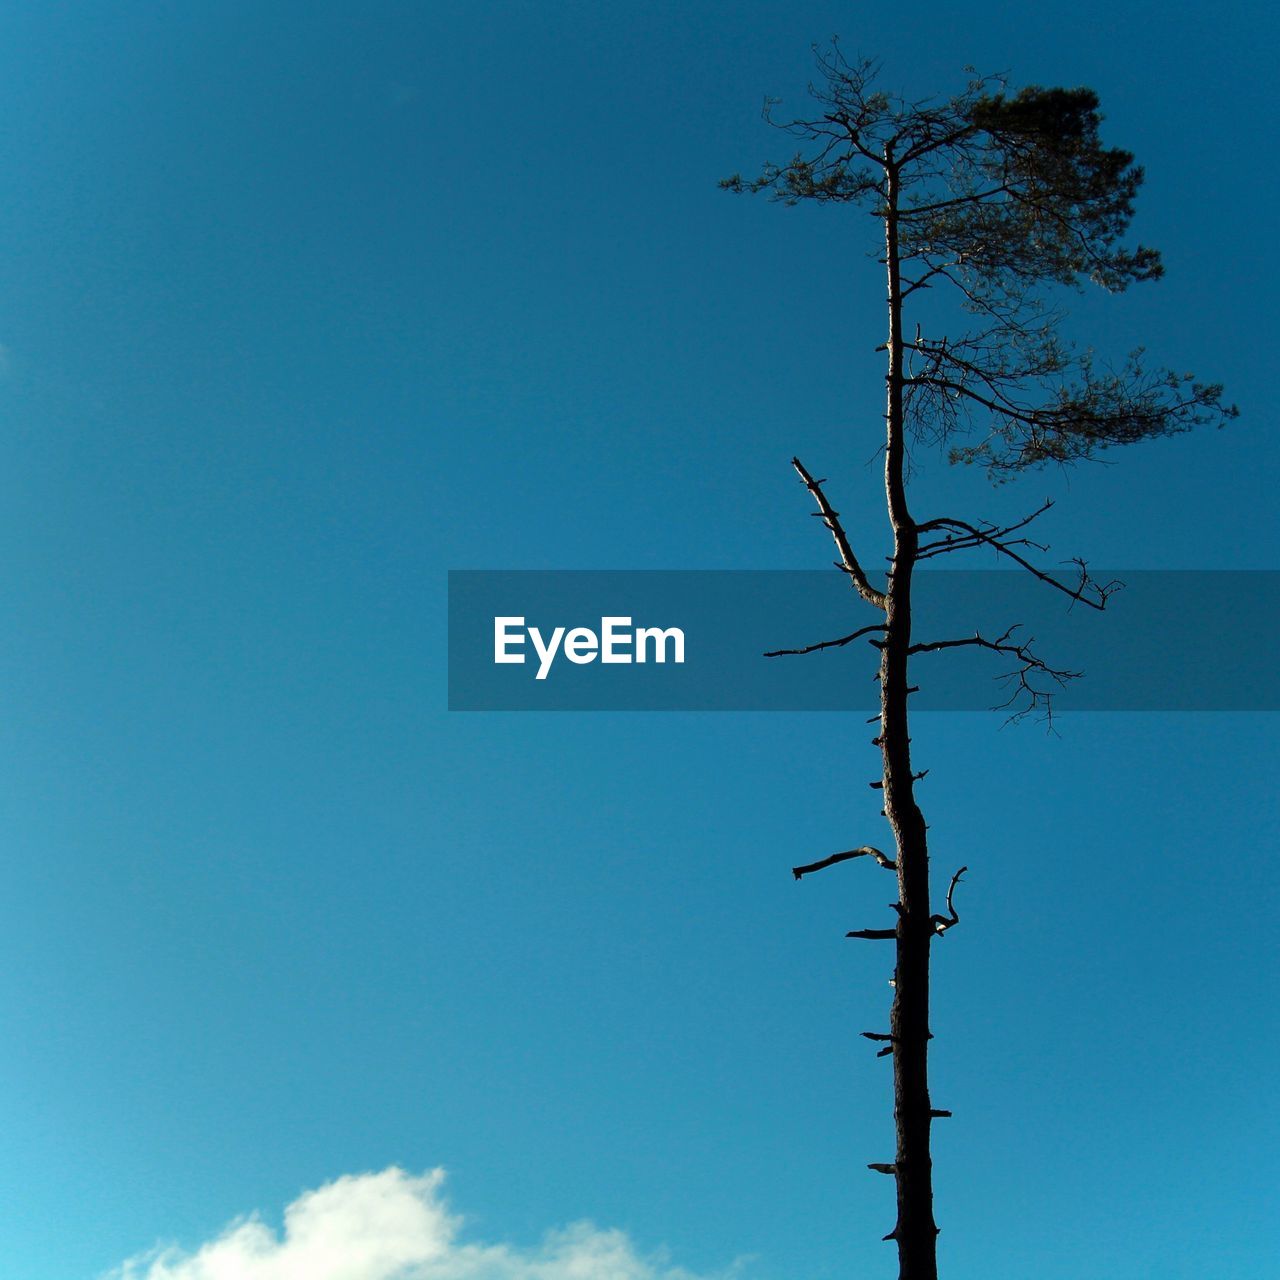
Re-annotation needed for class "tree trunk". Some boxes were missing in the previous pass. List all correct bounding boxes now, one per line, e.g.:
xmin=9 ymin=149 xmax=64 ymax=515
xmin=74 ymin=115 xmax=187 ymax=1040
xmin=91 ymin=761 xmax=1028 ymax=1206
xmin=880 ymin=154 xmax=938 ymax=1279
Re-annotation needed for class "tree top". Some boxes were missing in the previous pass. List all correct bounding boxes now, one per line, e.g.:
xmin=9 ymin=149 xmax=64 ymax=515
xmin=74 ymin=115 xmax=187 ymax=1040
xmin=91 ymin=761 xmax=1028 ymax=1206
xmin=723 ymin=45 xmax=1236 ymax=474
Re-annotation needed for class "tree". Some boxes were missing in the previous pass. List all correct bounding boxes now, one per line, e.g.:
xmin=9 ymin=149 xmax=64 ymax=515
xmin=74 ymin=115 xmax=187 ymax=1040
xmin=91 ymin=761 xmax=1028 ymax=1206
xmin=723 ymin=44 xmax=1236 ymax=1280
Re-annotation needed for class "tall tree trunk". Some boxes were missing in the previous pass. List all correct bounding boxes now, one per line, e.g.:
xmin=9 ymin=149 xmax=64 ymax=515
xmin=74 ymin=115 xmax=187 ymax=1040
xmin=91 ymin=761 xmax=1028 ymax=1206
xmin=880 ymin=154 xmax=938 ymax=1279
xmin=725 ymin=50 xmax=1235 ymax=1280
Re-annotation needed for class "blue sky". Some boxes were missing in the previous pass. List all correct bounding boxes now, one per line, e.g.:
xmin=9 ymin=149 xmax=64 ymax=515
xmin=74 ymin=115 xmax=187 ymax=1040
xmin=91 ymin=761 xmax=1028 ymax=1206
xmin=0 ymin=2 xmax=1275 ymax=1278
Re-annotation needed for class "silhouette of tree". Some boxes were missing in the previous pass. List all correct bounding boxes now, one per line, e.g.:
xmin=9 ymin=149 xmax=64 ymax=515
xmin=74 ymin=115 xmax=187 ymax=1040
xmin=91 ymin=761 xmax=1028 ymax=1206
xmin=724 ymin=43 xmax=1235 ymax=1280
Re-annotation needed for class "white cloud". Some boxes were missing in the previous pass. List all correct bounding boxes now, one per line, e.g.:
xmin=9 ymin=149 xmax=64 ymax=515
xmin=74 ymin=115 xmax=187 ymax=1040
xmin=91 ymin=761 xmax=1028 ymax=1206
xmin=106 ymin=1167 xmax=739 ymax=1280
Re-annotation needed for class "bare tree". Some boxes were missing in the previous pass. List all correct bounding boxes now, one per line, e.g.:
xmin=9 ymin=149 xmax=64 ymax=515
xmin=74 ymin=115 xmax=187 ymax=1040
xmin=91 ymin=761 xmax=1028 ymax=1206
xmin=724 ymin=44 xmax=1235 ymax=1280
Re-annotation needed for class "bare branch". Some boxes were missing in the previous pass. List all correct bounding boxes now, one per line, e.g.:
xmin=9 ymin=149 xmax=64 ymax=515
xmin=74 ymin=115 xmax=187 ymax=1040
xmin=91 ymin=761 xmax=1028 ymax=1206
xmin=908 ymin=625 xmax=1079 ymax=720
xmin=846 ymin=927 xmax=898 ymax=941
xmin=917 ymin=500 xmax=1054 ymax=558
xmin=790 ymin=457 xmax=887 ymax=609
xmin=765 ymin=623 xmax=886 ymax=658
xmin=868 ymin=1163 xmax=898 ymax=1175
xmin=931 ymin=866 xmax=968 ymax=934
xmin=793 ymin=846 xmax=896 ymax=879
xmin=918 ymin=533 xmax=1048 ymax=562
xmin=915 ymin=516 xmax=1118 ymax=608
xmin=908 ymin=626 xmax=1052 ymax=660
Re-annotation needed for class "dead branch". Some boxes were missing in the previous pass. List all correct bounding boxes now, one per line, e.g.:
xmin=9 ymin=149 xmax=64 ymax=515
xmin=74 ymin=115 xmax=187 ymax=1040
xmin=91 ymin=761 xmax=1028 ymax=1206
xmin=907 ymin=625 xmax=1079 ymax=721
xmin=915 ymin=514 xmax=1120 ymax=609
xmin=916 ymin=498 xmax=1055 ymax=560
xmin=793 ymin=846 xmax=896 ymax=879
xmin=765 ymin=623 xmax=886 ymax=658
xmin=931 ymin=865 xmax=967 ymax=935
xmin=846 ymin=927 xmax=898 ymax=941
xmin=790 ymin=457 xmax=887 ymax=609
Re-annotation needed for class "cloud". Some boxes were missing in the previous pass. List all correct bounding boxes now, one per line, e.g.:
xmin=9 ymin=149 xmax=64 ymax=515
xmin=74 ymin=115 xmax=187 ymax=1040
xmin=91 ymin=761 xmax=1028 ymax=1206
xmin=107 ymin=1167 xmax=739 ymax=1280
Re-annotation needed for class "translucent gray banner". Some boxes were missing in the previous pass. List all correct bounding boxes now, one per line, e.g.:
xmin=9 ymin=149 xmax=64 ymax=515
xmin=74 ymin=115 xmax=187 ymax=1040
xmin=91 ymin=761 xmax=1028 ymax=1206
xmin=448 ymin=571 xmax=1278 ymax=711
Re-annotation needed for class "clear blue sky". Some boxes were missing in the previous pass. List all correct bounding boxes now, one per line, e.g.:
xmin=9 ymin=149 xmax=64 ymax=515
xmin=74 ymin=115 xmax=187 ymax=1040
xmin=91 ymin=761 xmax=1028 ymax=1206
xmin=0 ymin=2 xmax=1275 ymax=1278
